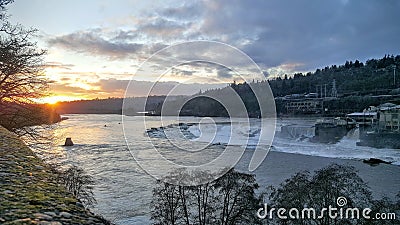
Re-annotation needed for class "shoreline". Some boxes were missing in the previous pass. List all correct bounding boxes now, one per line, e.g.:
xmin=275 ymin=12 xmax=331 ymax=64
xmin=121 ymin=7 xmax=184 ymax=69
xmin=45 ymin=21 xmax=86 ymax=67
xmin=20 ymin=114 xmax=399 ymax=223
xmin=0 ymin=126 xmax=110 ymax=224
xmin=245 ymin=150 xmax=400 ymax=200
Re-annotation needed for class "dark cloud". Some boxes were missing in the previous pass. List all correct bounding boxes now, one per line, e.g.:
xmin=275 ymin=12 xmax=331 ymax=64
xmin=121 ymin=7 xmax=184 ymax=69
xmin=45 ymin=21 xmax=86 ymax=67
xmin=169 ymin=61 xmax=234 ymax=78
xmin=49 ymin=83 xmax=89 ymax=94
xmin=95 ymin=79 xmax=225 ymax=97
xmin=111 ymin=30 xmax=139 ymax=42
xmin=159 ymin=1 xmax=204 ymax=20
xmin=155 ymin=0 xmax=400 ymax=71
xmin=58 ymin=71 xmax=101 ymax=80
xmin=198 ymin=0 xmax=400 ymax=70
xmin=44 ymin=61 xmax=75 ymax=70
xmin=216 ymin=67 xmax=233 ymax=79
xmin=47 ymin=28 xmax=171 ymax=60
xmin=95 ymin=78 xmax=128 ymax=93
xmin=47 ymin=29 xmax=148 ymax=59
xmin=171 ymin=67 xmax=194 ymax=76
xmin=137 ymin=17 xmax=189 ymax=40
xmin=47 ymin=0 xmax=400 ymax=73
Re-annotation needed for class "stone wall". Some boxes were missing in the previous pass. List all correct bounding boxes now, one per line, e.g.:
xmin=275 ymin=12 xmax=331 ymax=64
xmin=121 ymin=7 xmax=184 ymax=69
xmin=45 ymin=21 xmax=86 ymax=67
xmin=0 ymin=126 xmax=108 ymax=224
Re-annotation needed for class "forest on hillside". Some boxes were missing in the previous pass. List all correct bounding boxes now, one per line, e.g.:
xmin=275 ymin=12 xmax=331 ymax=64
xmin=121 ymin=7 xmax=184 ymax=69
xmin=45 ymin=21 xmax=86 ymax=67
xmin=55 ymin=55 xmax=400 ymax=116
xmin=55 ymin=96 xmax=167 ymax=115
xmin=269 ymin=54 xmax=400 ymax=97
xmin=173 ymin=55 xmax=400 ymax=117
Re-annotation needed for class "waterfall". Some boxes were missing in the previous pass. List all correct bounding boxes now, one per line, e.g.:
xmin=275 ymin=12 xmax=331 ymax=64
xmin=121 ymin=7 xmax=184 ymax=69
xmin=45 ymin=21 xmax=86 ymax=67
xmin=344 ymin=127 xmax=359 ymax=140
xmin=279 ymin=125 xmax=315 ymax=139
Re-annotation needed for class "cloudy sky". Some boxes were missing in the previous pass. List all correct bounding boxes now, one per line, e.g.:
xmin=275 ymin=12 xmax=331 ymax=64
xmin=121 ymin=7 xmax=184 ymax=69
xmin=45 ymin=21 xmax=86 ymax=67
xmin=8 ymin=0 xmax=400 ymax=102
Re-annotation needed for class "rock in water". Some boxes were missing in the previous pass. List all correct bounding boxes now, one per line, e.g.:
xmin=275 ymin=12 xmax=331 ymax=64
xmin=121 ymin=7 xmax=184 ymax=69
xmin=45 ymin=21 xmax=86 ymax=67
xmin=64 ymin=138 xmax=74 ymax=146
xmin=362 ymin=158 xmax=391 ymax=165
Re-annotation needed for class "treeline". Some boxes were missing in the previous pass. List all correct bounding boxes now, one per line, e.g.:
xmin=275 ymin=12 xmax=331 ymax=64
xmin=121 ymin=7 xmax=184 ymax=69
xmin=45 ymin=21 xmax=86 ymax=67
xmin=0 ymin=0 xmax=56 ymax=135
xmin=269 ymin=54 xmax=400 ymax=97
xmin=175 ymin=82 xmax=266 ymax=118
xmin=56 ymin=98 xmax=124 ymax=114
xmin=0 ymin=103 xmax=61 ymax=133
xmin=54 ymin=55 xmax=400 ymax=117
xmin=159 ymin=55 xmax=400 ymax=117
xmin=151 ymin=165 xmax=400 ymax=224
xmin=55 ymin=96 xmax=167 ymax=115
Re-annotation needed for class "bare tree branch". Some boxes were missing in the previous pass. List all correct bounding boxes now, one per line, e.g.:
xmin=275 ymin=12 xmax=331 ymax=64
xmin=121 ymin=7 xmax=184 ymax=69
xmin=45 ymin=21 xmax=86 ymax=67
xmin=0 ymin=0 xmax=58 ymax=140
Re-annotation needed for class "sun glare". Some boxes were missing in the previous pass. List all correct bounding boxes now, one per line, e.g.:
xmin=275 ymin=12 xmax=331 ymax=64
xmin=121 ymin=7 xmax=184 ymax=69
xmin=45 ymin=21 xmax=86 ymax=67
xmin=38 ymin=96 xmax=82 ymax=104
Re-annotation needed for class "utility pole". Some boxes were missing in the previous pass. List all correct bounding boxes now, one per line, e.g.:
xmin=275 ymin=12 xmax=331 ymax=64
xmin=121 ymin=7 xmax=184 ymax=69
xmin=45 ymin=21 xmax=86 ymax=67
xmin=394 ymin=65 xmax=397 ymax=87
xmin=331 ymin=79 xmax=338 ymax=98
xmin=320 ymin=85 xmax=323 ymax=98
xmin=324 ymin=84 xmax=327 ymax=98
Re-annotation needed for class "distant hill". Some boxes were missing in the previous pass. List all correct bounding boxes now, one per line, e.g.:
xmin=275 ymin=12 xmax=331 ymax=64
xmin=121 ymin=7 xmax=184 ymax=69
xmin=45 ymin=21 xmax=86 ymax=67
xmin=55 ymin=55 xmax=400 ymax=117
xmin=268 ymin=54 xmax=400 ymax=97
xmin=56 ymin=98 xmax=123 ymax=114
xmin=55 ymin=96 xmax=167 ymax=115
xmin=156 ymin=54 xmax=400 ymax=117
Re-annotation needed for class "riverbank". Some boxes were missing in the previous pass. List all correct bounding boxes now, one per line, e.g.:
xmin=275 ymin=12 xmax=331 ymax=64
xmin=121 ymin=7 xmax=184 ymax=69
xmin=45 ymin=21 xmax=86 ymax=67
xmin=0 ymin=126 xmax=109 ymax=224
xmin=245 ymin=151 xmax=400 ymax=200
xmin=25 ymin=114 xmax=400 ymax=223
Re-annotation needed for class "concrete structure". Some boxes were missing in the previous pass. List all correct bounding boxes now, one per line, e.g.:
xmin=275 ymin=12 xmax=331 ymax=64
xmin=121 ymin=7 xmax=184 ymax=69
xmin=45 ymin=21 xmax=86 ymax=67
xmin=285 ymin=99 xmax=323 ymax=114
xmin=377 ymin=103 xmax=400 ymax=132
xmin=357 ymin=103 xmax=400 ymax=148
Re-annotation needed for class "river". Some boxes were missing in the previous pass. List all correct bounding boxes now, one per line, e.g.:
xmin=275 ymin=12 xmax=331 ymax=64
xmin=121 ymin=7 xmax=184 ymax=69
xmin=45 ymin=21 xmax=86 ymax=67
xmin=31 ymin=114 xmax=400 ymax=224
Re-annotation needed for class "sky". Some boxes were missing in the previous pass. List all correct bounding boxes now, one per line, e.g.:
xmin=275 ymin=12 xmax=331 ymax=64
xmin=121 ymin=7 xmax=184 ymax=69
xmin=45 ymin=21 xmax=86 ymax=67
xmin=7 ymin=0 xmax=400 ymax=102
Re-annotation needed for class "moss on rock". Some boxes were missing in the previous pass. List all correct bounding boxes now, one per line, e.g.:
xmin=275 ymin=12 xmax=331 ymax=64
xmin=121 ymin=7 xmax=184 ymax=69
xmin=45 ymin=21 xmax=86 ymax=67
xmin=0 ymin=126 xmax=109 ymax=224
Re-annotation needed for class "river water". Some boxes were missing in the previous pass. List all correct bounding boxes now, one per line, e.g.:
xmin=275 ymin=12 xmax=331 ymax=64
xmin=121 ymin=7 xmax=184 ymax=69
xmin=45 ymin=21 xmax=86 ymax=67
xmin=32 ymin=114 xmax=400 ymax=224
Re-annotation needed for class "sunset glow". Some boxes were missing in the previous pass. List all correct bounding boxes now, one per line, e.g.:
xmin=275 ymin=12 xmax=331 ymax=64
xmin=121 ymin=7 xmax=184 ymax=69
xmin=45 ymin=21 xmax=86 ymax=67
xmin=38 ymin=96 xmax=84 ymax=104
xmin=7 ymin=0 xmax=398 ymax=101
xmin=4 ymin=0 xmax=399 ymax=102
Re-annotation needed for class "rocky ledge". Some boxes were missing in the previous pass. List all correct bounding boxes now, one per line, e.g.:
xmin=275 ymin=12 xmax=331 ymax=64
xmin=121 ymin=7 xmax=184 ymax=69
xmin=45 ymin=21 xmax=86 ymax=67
xmin=0 ymin=126 xmax=108 ymax=225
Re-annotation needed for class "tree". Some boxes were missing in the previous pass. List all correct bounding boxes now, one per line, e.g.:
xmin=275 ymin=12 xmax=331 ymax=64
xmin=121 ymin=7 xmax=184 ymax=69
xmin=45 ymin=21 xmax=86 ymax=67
xmin=151 ymin=169 xmax=262 ymax=225
xmin=214 ymin=169 xmax=260 ymax=225
xmin=354 ymin=60 xmax=361 ymax=68
xmin=368 ymin=196 xmax=400 ymax=225
xmin=267 ymin=164 xmax=399 ymax=225
xmin=0 ymin=0 xmax=47 ymax=104
xmin=0 ymin=0 xmax=57 ymax=137
xmin=58 ymin=166 xmax=96 ymax=208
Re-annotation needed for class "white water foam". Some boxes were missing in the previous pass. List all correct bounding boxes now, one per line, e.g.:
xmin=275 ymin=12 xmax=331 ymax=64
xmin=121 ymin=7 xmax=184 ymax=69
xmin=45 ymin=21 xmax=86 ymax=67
xmin=187 ymin=122 xmax=400 ymax=165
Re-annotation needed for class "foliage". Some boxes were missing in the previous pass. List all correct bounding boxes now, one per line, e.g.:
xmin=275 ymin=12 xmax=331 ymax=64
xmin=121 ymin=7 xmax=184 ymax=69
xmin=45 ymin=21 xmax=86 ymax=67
xmin=0 ymin=0 xmax=47 ymax=104
xmin=152 ymin=55 xmax=400 ymax=117
xmin=58 ymin=165 xmax=96 ymax=208
xmin=50 ymin=54 xmax=400 ymax=117
xmin=0 ymin=0 xmax=59 ymax=138
xmin=0 ymin=103 xmax=60 ymax=132
xmin=267 ymin=164 xmax=399 ymax=225
xmin=269 ymin=55 xmax=400 ymax=97
xmin=367 ymin=196 xmax=400 ymax=225
xmin=151 ymin=168 xmax=262 ymax=225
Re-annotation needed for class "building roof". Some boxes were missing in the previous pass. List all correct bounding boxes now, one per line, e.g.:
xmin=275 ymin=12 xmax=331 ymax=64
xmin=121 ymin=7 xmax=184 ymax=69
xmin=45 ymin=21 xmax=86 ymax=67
xmin=378 ymin=103 xmax=400 ymax=111
xmin=347 ymin=112 xmax=377 ymax=117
